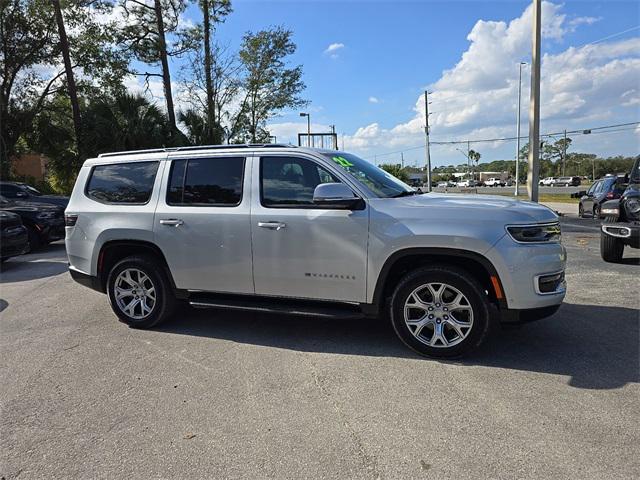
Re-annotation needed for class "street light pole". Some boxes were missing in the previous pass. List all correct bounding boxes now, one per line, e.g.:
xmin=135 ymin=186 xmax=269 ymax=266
xmin=424 ymin=90 xmax=432 ymax=192
xmin=515 ymin=62 xmax=526 ymax=196
xmin=299 ymin=112 xmax=311 ymax=147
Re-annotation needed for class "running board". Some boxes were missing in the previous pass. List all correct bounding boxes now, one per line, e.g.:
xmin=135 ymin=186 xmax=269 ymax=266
xmin=188 ymin=294 xmax=363 ymax=319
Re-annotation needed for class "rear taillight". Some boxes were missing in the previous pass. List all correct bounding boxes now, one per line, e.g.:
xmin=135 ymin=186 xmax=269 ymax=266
xmin=65 ymin=214 xmax=78 ymax=226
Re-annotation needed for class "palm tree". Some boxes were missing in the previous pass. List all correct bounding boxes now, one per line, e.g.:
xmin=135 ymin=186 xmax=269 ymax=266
xmin=84 ymin=94 xmax=187 ymax=155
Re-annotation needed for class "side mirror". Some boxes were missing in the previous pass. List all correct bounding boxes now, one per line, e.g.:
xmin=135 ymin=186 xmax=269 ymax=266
xmin=313 ymin=183 xmax=363 ymax=209
xmin=571 ymin=190 xmax=587 ymax=198
xmin=15 ymin=191 xmax=27 ymax=198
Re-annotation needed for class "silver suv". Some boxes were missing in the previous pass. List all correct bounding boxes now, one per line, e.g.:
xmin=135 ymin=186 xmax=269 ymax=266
xmin=65 ymin=145 xmax=566 ymax=357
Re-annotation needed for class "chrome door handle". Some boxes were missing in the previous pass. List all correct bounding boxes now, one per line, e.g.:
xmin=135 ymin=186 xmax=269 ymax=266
xmin=160 ymin=219 xmax=184 ymax=227
xmin=258 ymin=221 xmax=286 ymax=231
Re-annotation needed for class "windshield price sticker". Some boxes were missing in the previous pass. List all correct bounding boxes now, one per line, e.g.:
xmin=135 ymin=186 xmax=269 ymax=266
xmin=331 ymin=156 xmax=354 ymax=168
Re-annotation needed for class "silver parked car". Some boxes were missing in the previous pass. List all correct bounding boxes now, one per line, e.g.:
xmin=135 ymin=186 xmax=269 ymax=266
xmin=65 ymin=145 xmax=566 ymax=357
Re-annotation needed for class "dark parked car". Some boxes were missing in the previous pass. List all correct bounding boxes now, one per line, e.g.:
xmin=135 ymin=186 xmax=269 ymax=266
xmin=555 ymin=176 xmax=581 ymax=187
xmin=0 ymin=211 xmax=29 ymax=261
xmin=0 ymin=181 xmax=69 ymax=208
xmin=0 ymin=195 xmax=65 ymax=250
xmin=577 ymin=176 xmax=626 ymax=218
xmin=600 ymin=156 xmax=640 ymax=262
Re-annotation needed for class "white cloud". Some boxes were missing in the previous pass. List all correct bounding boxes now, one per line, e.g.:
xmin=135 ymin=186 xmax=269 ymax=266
xmin=568 ymin=16 xmax=601 ymax=30
xmin=324 ymin=43 xmax=344 ymax=59
xmin=340 ymin=1 xmax=640 ymax=163
xmin=324 ymin=43 xmax=344 ymax=54
xmin=368 ymin=96 xmax=379 ymax=104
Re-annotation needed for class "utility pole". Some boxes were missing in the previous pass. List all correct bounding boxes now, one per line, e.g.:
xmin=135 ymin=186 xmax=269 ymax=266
xmin=467 ymin=140 xmax=471 ymax=179
xmin=424 ymin=90 xmax=432 ymax=192
xmin=515 ymin=62 xmax=526 ymax=196
xmin=562 ymin=129 xmax=567 ymax=176
xmin=330 ymin=124 xmax=337 ymax=150
xmin=401 ymin=152 xmax=404 ymax=169
xmin=526 ymin=0 xmax=542 ymax=202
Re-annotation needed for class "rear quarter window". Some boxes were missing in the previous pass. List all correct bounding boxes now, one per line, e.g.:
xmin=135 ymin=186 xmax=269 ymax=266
xmin=86 ymin=161 xmax=159 ymax=204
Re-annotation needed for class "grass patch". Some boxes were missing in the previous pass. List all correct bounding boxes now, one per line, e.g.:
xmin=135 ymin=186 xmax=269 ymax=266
xmin=476 ymin=191 xmax=579 ymax=203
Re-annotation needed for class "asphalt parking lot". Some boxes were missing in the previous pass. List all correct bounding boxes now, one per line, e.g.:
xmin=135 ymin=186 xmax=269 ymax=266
xmin=1 ymin=216 xmax=638 ymax=479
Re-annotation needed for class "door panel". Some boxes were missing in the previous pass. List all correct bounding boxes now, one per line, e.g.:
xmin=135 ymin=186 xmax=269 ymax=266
xmin=251 ymin=155 xmax=369 ymax=303
xmin=153 ymin=155 xmax=254 ymax=293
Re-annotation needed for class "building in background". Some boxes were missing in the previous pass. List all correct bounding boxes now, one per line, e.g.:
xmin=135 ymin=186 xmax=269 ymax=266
xmin=10 ymin=153 xmax=49 ymax=181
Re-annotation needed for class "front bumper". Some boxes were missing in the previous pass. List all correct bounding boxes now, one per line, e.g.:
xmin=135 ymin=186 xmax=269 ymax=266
xmin=486 ymin=235 xmax=566 ymax=310
xmin=1 ymin=225 xmax=29 ymax=258
xmin=601 ymin=221 xmax=640 ymax=248
xmin=498 ymin=304 xmax=561 ymax=324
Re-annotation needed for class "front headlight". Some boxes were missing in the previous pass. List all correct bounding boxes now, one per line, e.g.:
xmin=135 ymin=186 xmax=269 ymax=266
xmin=625 ymin=198 xmax=640 ymax=219
xmin=36 ymin=211 xmax=58 ymax=220
xmin=506 ymin=222 xmax=561 ymax=243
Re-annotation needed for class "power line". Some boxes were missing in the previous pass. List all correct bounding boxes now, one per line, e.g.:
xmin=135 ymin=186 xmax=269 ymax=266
xmin=365 ymin=121 xmax=639 ymax=160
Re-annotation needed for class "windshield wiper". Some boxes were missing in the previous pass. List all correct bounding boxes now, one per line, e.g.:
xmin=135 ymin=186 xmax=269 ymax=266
xmin=391 ymin=190 xmax=418 ymax=198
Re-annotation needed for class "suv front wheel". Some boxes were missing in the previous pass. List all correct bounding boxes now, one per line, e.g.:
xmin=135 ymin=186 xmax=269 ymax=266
xmin=390 ymin=266 xmax=491 ymax=358
xmin=107 ymin=255 xmax=176 ymax=328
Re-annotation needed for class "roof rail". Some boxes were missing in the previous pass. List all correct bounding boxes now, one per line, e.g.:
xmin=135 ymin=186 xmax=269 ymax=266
xmin=97 ymin=143 xmax=296 ymax=158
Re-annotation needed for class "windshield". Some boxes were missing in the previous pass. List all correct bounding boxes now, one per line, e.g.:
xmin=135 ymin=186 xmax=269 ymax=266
xmin=322 ymin=152 xmax=415 ymax=198
xmin=22 ymin=185 xmax=41 ymax=196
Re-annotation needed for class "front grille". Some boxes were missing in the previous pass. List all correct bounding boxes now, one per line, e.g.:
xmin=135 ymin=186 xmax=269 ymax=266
xmin=537 ymin=272 xmax=565 ymax=294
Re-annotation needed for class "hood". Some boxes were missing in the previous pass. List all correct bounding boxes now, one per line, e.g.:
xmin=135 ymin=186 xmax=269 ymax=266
xmin=0 ymin=210 xmax=22 ymax=226
xmin=31 ymin=195 xmax=69 ymax=207
xmin=0 ymin=200 xmax=63 ymax=214
xmin=379 ymin=192 xmax=559 ymax=224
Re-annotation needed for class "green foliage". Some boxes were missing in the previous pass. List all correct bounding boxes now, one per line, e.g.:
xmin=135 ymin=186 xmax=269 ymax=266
xmin=1 ymin=0 xmax=128 ymax=176
xmin=27 ymin=92 xmax=188 ymax=193
xmin=230 ymin=27 xmax=307 ymax=142
xmin=120 ymin=0 xmax=196 ymax=63
xmin=379 ymin=163 xmax=410 ymax=182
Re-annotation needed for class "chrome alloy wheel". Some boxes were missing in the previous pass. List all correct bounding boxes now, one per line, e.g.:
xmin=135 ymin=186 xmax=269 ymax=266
xmin=403 ymin=282 xmax=474 ymax=348
xmin=114 ymin=268 xmax=156 ymax=319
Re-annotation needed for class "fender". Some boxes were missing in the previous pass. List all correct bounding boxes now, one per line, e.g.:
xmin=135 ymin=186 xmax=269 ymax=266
xmin=600 ymin=199 xmax=622 ymax=220
xmin=369 ymin=247 xmax=507 ymax=311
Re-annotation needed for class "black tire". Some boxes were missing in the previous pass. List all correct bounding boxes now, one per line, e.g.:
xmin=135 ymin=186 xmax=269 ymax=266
xmin=106 ymin=254 xmax=176 ymax=329
xmin=578 ymin=203 xmax=584 ymax=218
xmin=389 ymin=265 xmax=492 ymax=358
xmin=600 ymin=218 xmax=624 ymax=263
xmin=593 ymin=204 xmax=601 ymax=219
xmin=26 ymin=225 xmax=40 ymax=251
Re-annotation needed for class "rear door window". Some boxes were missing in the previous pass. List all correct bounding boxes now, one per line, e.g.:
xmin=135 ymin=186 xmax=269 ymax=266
xmin=86 ymin=161 xmax=159 ymax=204
xmin=167 ymin=157 xmax=245 ymax=206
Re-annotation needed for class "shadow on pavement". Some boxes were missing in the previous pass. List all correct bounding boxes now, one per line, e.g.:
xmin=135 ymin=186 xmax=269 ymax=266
xmin=0 ymin=243 xmax=68 ymax=284
xmin=158 ymin=302 xmax=639 ymax=391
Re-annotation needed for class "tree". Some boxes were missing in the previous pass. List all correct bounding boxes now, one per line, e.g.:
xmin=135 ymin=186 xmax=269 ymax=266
xmin=51 ymin=0 xmax=83 ymax=158
xmin=28 ymin=92 xmax=178 ymax=192
xmin=181 ymin=41 xmax=240 ymax=144
xmin=197 ymin=0 xmax=231 ymax=142
xmin=120 ymin=0 xmax=196 ymax=134
xmin=380 ymin=163 xmax=409 ymax=183
xmin=0 ymin=0 xmax=127 ymax=176
xmin=229 ymin=27 xmax=307 ymax=143
xmin=1 ymin=0 xmax=59 ymax=175
xmin=178 ymin=108 xmax=208 ymax=145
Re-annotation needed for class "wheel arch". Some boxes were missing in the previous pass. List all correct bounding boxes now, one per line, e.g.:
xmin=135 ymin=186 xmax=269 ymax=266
xmin=369 ymin=248 xmax=507 ymax=314
xmin=96 ymin=240 xmax=183 ymax=297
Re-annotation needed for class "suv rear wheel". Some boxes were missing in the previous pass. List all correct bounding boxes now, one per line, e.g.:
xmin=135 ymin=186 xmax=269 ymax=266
xmin=107 ymin=255 xmax=176 ymax=328
xmin=390 ymin=266 xmax=491 ymax=358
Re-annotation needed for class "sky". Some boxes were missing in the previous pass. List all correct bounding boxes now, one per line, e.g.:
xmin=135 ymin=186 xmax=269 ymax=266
xmin=126 ymin=0 xmax=640 ymax=168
